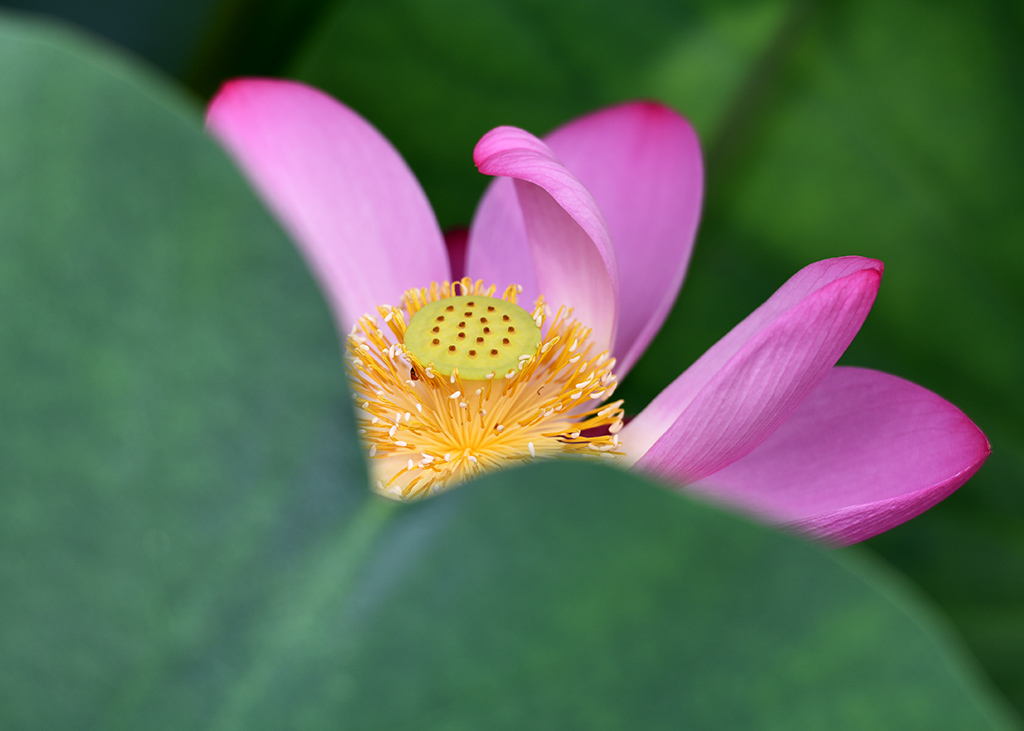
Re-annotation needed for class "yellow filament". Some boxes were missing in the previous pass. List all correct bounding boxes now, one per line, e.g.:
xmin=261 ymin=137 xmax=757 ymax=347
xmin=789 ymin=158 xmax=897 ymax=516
xmin=346 ymin=278 xmax=624 ymax=500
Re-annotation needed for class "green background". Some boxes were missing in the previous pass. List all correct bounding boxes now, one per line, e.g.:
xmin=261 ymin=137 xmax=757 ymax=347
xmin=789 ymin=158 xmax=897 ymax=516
xmin=1 ymin=0 xmax=1021 ymax=726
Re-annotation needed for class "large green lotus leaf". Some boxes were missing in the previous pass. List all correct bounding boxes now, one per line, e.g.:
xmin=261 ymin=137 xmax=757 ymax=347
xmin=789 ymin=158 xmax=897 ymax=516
xmin=1 ymin=12 xmax=1020 ymax=731
xmin=0 ymin=13 xmax=365 ymax=728
xmin=292 ymin=0 xmax=1024 ymax=712
xmin=203 ymin=464 xmax=1022 ymax=731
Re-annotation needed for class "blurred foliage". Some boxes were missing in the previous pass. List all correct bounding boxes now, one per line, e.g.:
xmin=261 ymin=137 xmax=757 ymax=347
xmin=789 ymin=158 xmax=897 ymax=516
xmin=183 ymin=0 xmax=338 ymax=96
xmin=0 ymin=0 xmax=215 ymax=74
xmin=1 ymin=0 xmax=1023 ymax=725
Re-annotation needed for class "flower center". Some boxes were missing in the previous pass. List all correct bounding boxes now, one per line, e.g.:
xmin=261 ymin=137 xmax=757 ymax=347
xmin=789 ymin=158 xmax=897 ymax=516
xmin=403 ymin=294 xmax=542 ymax=380
xmin=347 ymin=278 xmax=624 ymax=500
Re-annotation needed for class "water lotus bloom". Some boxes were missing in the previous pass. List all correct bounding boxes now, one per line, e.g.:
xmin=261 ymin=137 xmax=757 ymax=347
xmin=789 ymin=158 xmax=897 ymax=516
xmin=206 ymin=79 xmax=989 ymax=546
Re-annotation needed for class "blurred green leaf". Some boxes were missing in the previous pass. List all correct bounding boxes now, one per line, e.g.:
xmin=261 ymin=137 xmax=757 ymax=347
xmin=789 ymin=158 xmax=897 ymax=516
xmin=1 ymin=10 xmax=1020 ymax=730
xmin=293 ymin=0 xmax=1024 ymax=713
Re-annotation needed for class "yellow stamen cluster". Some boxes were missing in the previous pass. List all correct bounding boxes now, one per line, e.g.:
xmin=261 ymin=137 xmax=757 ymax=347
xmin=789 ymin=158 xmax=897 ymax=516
xmin=347 ymin=278 xmax=625 ymax=500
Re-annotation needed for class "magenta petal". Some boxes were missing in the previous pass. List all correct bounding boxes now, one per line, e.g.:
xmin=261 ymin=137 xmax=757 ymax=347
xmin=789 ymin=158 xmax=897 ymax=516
xmin=465 ymin=177 xmax=538 ymax=305
xmin=542 ymin=102 xmax=703 ymax=375
xmin=688 ymin=367 xmax=991 ymax=546
xmin=206 ymin=79 xmax=448 ymax=329
xmin=468 ymin=103 xmax=702 ymax=375
xmin=473 ymin=126 xmax=619 ymax=353
xmin=627 ymin=257 xmax=882 ymax=480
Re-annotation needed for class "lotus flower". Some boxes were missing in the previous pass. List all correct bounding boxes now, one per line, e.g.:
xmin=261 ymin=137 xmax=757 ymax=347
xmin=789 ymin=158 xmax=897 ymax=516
xmin=206 ymin=79 xmax=989 ymax=545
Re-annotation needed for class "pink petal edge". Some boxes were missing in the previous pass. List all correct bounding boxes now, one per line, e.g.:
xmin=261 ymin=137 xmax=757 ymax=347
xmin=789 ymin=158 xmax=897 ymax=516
xmin=206 ymin=79 xmax=449 ymax=330
xmin=627 ymin=257 xmax=882 ymax=480
xmin=465 ymin=176 xmax=538 ymax=308
xmin=472 ymin=126 xmax=619 ymax=354
xmin=688 ymin=367 xmax=991 ymax=546
xmin=542 ymin=102 xmax=704 ymax=376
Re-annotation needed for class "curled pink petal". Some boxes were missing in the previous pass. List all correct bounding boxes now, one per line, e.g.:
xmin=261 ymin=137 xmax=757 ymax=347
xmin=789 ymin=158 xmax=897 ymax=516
xmin=542 ymin=102 xmax=703 ymax=376
xmin=688 ymin=367 xmax=991 ymax=546
xmin=473 ymin=126 xmax=619 ymax=354
xmin=206 ymin=79 xmax=448 ymax=329
xmin=626 ymin=257 xmax=882 ymax=480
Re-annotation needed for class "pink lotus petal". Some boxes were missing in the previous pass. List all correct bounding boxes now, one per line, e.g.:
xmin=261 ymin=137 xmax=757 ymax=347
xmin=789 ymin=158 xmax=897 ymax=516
xmin=627 ymin=257 xmax=882 ymax=480
xmin=688 ymin=367 xmax=991 ymax=546
xmin=468 ymin=103 xmax=702 ymax=375
xmin=542 ymin=102 xmax=703 ymax=376
xmin=465 ymin=176 xmax=537 ymax=305
xmin=473 ymin=126 xmax=619 ymax=353
xmin=206 ymin=79 xmax=449 ymax=329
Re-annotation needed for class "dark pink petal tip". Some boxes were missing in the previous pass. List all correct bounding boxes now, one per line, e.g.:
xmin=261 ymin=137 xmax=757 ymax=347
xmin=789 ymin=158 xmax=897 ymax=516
xmin=207 ymin=78 xmax=448 ymax=329
xmin=689 ymin=367 xmax=991 ymax=546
